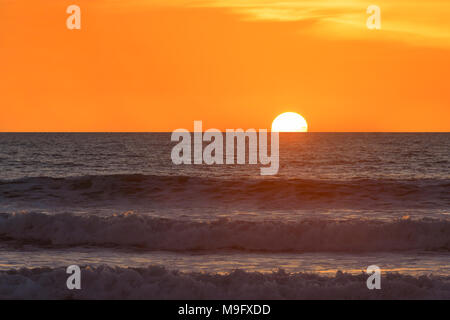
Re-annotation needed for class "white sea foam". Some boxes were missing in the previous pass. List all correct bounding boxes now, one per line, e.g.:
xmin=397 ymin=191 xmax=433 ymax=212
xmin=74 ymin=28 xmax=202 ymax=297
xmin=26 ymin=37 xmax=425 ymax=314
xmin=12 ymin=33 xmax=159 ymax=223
xmin=1 ymin=266 xmax=449 ymax=299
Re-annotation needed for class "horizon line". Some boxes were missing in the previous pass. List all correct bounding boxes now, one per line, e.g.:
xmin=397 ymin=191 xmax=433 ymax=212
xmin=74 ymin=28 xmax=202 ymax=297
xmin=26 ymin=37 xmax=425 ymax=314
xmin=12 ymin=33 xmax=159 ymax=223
xmin=0 ymin=131 xmax=449 ymax=134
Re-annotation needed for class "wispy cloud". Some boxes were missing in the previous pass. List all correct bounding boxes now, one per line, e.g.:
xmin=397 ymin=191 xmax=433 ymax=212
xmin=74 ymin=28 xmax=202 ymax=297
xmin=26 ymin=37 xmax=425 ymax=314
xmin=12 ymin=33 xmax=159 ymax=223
xmin=94 ymin=0 xmax=450 ymax=47
xmin=184 ymin=0 xmax=450 ymax=47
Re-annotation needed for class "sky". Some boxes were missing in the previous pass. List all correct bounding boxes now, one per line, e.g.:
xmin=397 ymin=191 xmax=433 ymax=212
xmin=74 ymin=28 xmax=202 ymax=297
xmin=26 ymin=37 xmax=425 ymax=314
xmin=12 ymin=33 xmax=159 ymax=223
xmin=0 ymin=0 xmax=449 ymax=132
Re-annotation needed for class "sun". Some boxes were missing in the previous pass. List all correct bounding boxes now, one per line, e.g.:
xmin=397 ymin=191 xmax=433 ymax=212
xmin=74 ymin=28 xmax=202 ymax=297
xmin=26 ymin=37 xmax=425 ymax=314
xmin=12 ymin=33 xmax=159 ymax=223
xmin=271 ymin=112 xmax=308 ymax=132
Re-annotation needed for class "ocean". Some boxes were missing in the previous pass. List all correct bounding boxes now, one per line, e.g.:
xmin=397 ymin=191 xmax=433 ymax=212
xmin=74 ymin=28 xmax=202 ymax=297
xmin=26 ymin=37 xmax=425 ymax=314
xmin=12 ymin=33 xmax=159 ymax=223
xmin=0 ymin=133 xmax=449 ymax=299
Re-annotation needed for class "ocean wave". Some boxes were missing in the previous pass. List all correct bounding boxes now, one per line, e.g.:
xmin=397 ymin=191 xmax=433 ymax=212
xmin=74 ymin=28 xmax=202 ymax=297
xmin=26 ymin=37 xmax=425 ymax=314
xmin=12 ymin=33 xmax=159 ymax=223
xmin=1 ymin=266 xmax=449 ymax=299
xmin=0 ymin=212 xmax=448 ymax=252
xmin=1 ymin=174 xmax=449 ymax=209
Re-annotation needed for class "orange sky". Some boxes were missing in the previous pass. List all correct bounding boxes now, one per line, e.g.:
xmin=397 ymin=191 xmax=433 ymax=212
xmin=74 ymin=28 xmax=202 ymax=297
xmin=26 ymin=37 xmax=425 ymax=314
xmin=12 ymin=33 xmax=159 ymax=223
xmin=0 ymin=0 xmax=449 ymax=132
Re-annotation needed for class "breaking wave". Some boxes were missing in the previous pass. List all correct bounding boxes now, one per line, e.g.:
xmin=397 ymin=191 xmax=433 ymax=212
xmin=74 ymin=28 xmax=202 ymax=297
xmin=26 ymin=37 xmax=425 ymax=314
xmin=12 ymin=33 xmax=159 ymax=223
xmin=1 ymin=266 xmax=449 ymax=299
xmin=1 ymin=174 xmax=449 ymax=209
xmin=0 ymin=212 xmax=448 ymax=252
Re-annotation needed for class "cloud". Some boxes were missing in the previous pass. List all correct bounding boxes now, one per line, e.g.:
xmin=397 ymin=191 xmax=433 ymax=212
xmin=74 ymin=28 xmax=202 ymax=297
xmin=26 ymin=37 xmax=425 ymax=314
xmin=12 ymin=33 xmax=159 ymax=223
xmin=178 ymin=0 xmax=450 ymax=47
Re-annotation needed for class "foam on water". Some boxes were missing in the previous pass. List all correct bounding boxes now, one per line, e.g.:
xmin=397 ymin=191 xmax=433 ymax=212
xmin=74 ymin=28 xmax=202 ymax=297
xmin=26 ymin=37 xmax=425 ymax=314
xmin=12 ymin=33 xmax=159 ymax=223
xmin=1 ymin=266 xmax=449 ymax=299
xmin=0 ymin=133 xmax=448 ymax=299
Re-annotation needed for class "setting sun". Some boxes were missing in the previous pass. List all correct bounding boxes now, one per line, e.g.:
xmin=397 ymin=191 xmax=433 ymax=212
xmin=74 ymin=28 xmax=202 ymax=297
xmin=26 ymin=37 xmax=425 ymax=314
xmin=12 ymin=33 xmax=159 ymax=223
xmin=271 ymin=112 xmax=308 ymax=132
